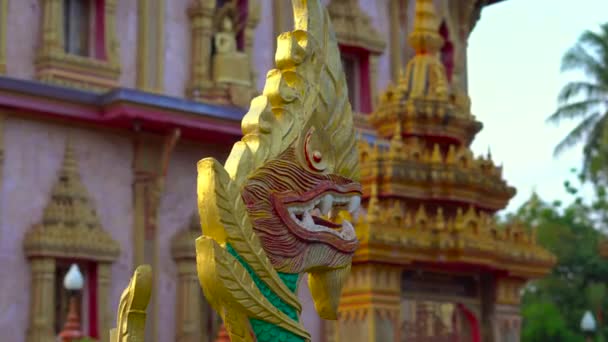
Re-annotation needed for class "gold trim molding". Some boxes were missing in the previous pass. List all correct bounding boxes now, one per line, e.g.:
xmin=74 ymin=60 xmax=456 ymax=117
xmin=35 ymin=0 xmax=121 ymax=92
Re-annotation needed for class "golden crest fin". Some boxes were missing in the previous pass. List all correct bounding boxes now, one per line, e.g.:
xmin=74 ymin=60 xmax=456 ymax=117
xmin=109 ymin=265 xmax=152 ymax=342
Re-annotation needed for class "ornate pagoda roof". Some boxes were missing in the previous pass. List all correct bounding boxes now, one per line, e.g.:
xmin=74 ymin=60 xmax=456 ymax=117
xmin=354 ymin=0 xmax=555 ymax=278
xmin=23 ymin=141 xmax=120 ymax=262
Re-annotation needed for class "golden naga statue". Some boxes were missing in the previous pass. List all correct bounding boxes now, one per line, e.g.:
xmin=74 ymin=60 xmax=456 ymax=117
xmin=196 ymin=0 xmax=360 ymax=340
xmin=110 ymin=0 xmax=360 ymax=341
xmin=110 ymin=265 xmax=152 ymax=342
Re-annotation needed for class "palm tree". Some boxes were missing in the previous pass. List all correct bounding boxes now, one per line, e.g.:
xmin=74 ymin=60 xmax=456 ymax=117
xmin=547 ymin=23 xmax=608 ymax=184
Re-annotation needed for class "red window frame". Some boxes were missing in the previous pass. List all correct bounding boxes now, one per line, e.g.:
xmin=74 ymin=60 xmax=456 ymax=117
xmin=339 ymin=45 xmax=372 ymax=114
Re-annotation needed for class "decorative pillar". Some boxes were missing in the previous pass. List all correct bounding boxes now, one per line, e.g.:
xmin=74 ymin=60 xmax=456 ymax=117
xmin=38 ymin=0 xmax=64 ymax=57
xmin=97 ymin=263 xmax=113 ymax=342
xmin=187 ymin=0 xmax=217 ymax=99
xmin=26 ymin=258 xmax=56 ymax=342
xmin=494 ymin=277 xmax=525 ymax=342
xmin=337 ymin=264 xmax=401 ymax=342
xmin=370 ymin=55 xmax=380 ymax=111
xmin=131 ymin=129 xmax=180 ymax=342
xmin=480 ymin=273 xmax=497 ymax=342
xmin=175 ymin=260 xmax=204 ymax=342
xmin=171 ymin=213 xmax=214 ymax=342
xmin=104 ymin=0 xmax=120 ymax=65
xmin=136 ymin=0 xmax=165 ymax=92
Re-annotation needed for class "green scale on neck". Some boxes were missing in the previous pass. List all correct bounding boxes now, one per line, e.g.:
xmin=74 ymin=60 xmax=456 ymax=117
xmin=226 ymin=244 xmax=305 ymax=342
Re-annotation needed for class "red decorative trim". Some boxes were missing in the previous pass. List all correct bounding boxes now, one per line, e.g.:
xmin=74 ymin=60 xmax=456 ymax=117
xmin=0 ymin=93 xmax=242 ymax=144
xmin=94 ymin=0 xmax=106 ymax=60
xmin=339 ymin=45 xmax=372 ymax=114
xmin=457 ymin=303 xmax=481 ymax=342
xmin=88 ymin=263 xmax=99 ymax=338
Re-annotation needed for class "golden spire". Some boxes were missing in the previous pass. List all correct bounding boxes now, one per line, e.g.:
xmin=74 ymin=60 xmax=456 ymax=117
xmin=397 ymin=0 xmax=447 ymax=102
xmin=408 ymin=0 xmax=444 ymax=54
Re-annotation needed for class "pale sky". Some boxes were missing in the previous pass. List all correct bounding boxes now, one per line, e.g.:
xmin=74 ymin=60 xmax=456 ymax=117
xmin=468 ymin=0 xmax=608 ymax=213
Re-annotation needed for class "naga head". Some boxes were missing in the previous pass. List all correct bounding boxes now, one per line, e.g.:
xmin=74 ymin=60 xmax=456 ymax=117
xmin=196 ymin=0 xmax=359 ymax=337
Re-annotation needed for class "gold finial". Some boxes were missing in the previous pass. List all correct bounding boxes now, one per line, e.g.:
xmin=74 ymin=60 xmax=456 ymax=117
xmin=431 ymin=143 xmax=442 ymax=163
xmin=367 ymin=183 xmax=381 ymax=224
xmin=415 ymin=205 xmax=428 ymax=227
xmin=408 ymin=0 xmax=443 ymax=54
xmin=446 ymin=145 xmax=456 ymax=165
xmin=62 ymin=138 xmax=79 ymax=177
xmin=391 ymin=201 xmax=404 ymax=224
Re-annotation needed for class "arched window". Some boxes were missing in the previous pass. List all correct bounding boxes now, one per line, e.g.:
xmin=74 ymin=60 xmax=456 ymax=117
xmin=23 ymin=142 xmax=120 ymax=342
xmin=37 ymin=0 xmax=121 ymax=90
xmin=327 ymin=0 xmax=386 ymax=113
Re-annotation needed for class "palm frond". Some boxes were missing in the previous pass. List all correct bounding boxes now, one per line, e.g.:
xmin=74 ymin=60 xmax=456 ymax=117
xmin=581 ymin=113 xmax=608 ymax=179
xmin=547 ymin=100 xmax=603 ymax=124
xmin=557 ymin=81 xmax=608 ymax=104
xmin=561 ymin=45 xmax=608 ymax=86
xmin=553 ymin=112 xmax=600 ymax=156
xmin=579 ymin=30 xmax=608 ymax=68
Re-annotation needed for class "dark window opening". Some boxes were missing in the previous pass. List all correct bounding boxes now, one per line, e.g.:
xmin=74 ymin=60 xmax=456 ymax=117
xmin=63 ymin=0 xmax=91 ymax=57
xmin=439 ymin=21 xmax=454 ymax=82
xmin=341 ymin=54 xmax=361 ymax=112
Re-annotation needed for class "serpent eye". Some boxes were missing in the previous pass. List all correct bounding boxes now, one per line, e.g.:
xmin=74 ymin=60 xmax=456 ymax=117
xmin=304 ymin=127 xmax=328 ymax=172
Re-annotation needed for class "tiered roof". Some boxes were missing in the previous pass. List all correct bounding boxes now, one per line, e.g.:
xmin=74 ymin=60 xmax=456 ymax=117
xmin=354 ymin=0 xmax=555 ymax=278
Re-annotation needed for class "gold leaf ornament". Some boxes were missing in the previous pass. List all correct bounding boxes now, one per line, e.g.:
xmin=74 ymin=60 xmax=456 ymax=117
xmin=196 ymin=237 xmax=310 ymax=340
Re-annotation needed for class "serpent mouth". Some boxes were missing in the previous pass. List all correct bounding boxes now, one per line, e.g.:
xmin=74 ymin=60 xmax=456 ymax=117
xmin=272 ymin=181 xmax=361 ymax=253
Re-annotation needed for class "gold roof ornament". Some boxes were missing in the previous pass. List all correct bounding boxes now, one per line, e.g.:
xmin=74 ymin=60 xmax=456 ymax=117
xmin=370 ymin=0 xmax=482 ymax=145
xmin=24 ymin=141 xmax=120 ymax=262
xmin=353 ymin=0 xmax=555 ymax=278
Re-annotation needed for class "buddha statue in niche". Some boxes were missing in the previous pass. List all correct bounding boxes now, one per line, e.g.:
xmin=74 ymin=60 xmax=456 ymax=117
xmin=212 ymin=15 xmax=251 ymax=87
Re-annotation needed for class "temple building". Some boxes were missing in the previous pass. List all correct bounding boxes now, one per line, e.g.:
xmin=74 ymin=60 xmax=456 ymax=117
xmin=0 ymin=0 xmax=554 ymax=342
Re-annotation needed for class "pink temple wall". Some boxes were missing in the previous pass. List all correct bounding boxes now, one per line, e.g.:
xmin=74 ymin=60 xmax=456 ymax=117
xmin=0 ymin=118 xmax=134 ymax=341
xmin=164 ymin=0 xmax=191 ymax=98
xmin=156 ymin=142 xmax=231 ymax=341
xmin=6 ymin=0 xmax=39 ymax=79
xmin=116 ymin=0 xmax=138 ymax=88
xmin=3 ymin=0 xmax=401 ymax=98
xmin=253 ymin=0 xmax=275 ymax=92
xmin=298 ymin=275 xmax=323 ymax=341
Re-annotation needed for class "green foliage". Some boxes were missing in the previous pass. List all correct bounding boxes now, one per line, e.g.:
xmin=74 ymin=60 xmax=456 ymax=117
xmin=74 ymin=338 xmax=98 ymax=342
xmin=522 ymin=301 xmax=582 ymax=342
xmin=512 ymin=172 xmax=608 ymax=341
xmin=547 ymin=22 xmax=608 ymax=186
